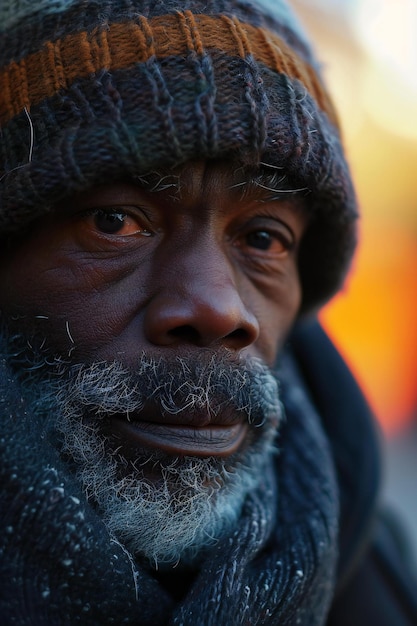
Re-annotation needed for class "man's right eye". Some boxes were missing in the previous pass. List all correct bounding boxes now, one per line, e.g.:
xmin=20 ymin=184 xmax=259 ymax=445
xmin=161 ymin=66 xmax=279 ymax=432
xmin=84 ymin=208 xmax=152 ymax=238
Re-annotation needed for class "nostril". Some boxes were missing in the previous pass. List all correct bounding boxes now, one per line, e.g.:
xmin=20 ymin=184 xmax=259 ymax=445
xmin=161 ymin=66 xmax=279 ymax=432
xmin=168 ymin=325 xmax=201 ymax=343
xmin=227 ymin=328 xmax=250 ymax=342
xmin=167 ymin=325 xmax=252 ymax=347
xmin=144 ymin=291 xmax=259 ymax=348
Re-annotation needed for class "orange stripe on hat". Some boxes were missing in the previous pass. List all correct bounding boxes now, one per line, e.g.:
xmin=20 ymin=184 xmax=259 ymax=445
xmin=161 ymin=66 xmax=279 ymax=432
xmin=0 ymin=11 xmax=338 ymax=127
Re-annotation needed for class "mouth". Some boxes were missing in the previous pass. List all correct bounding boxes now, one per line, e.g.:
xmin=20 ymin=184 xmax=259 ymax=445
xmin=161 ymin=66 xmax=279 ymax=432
xmin=103 ymin=411 xmax=248 ymax=458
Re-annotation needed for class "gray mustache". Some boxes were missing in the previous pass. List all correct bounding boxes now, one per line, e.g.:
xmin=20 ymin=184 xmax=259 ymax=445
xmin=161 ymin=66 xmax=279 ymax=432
xmin=56 ymin=352 xmax=282 ymax=428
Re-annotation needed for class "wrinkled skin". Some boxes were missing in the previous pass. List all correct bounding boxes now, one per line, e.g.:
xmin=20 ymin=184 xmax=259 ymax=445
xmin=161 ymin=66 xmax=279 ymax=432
xmin=0 ymin=160 xmax=308 ymax=458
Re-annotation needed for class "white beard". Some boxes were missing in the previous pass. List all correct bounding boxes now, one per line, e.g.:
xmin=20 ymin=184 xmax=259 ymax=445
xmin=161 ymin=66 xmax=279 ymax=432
xmin=56 ymin=410 xmax=278 ymax=569
xmin=22 ymin=353 xmax=283 ymax=569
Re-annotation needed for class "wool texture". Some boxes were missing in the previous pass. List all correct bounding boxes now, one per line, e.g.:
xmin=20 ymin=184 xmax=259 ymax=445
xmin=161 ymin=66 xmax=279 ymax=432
xmin=0 ymin=0 xmax=358 ymax=311
xmin=0 ymin=350 xmax=339 ymax=625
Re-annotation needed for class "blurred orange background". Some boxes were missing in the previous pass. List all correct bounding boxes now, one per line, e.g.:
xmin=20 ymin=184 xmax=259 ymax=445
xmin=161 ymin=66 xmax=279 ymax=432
xmin=292 ymin=0 xmax=417 ymax=435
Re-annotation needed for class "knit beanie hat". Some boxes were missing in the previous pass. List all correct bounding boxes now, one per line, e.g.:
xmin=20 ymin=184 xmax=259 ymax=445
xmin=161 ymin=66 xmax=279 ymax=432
xmin=0 ymin=0 xmax=358 ymax=312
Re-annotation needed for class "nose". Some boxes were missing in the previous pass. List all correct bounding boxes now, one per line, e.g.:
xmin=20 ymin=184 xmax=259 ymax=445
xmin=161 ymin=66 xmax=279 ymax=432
xmin=144 ymin=247 xmax=259 ymax=350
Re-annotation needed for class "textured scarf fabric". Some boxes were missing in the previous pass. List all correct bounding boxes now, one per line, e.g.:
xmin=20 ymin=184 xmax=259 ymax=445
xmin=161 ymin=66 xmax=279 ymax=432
xmin=0 ymin=352 xmax=338 ymax=625
xmin=168 ymin=353 xmax=339 ymax=625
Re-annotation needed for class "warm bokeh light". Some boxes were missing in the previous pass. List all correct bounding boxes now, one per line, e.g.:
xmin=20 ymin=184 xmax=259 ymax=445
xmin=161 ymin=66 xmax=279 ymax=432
xmin=354 ymin=0 xmax=417 ymax=141
xmin=292 ymin=0 xmax=417 ymax=434
xmin=321 ymin=217 xmax=417 ymax=433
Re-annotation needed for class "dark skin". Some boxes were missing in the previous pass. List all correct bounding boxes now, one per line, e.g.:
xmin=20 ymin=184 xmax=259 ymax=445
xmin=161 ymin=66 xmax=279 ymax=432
xmin=0 ymin=160 xmax=308 ymax=458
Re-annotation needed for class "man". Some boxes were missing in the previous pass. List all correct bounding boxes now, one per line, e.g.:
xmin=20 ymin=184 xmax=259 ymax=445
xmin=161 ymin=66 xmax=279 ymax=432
xmin=0 ymin=0 xmax=415 ymax=624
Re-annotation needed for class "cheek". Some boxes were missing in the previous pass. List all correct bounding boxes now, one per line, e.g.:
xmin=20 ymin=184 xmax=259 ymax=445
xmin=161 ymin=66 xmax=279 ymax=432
xmin=252 ymin=269 xmax=302 ymax=364
xmin=0 ymin=243 xmax=151 ymax=358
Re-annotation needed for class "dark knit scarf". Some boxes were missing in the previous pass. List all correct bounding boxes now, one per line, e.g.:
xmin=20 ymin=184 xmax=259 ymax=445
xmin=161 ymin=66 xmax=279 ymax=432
xmin=0 ymin=352 xmax=338 ymax=625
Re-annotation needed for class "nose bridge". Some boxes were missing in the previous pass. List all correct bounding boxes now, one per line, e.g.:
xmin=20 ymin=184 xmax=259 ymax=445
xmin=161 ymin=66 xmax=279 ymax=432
xmin=171 ymin=234 xmax=235 ymax=299
xmin=144 ymin=231 xmax=259 ymax=348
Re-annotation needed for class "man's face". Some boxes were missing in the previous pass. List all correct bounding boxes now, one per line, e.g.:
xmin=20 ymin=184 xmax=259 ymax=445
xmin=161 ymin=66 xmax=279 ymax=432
xmin=0 ymin=160 xmax=308 ymax=567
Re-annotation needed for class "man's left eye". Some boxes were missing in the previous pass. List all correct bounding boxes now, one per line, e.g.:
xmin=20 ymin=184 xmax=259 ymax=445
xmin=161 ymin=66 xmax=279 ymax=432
xmin=243 ymin=229 xmax=291 ymax=255
xmin=245 ymin=230 xmax=275 ymax=251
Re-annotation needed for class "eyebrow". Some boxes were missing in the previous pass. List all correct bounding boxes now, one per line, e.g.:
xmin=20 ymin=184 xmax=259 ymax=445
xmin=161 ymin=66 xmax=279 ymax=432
xmin=230 ymin=165 xmax=311 ymax=202
xmin=133 ymin=171 xmax=180 ymax=194
xmin=131 ymin=163 xmax=311 ymax=203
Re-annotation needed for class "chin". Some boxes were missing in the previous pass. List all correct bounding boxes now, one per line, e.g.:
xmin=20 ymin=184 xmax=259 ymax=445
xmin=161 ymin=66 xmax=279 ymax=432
xmin=55 ymin=409 xmax=278 ymax=569
xmin=9 ymin=344 xmax=282 ymax=569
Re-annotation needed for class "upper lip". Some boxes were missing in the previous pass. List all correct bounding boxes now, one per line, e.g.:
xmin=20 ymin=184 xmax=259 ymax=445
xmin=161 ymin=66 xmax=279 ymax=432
xmin=106 ymin=414 xmax=248 ymax=458
xmin=102 ymin=403 xmax=244 ymax=429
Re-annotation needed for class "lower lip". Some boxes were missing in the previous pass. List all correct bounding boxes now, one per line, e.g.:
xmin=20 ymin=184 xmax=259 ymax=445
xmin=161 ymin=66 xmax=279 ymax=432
xmin=108 ymin=419 xmax=248 ymax=458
